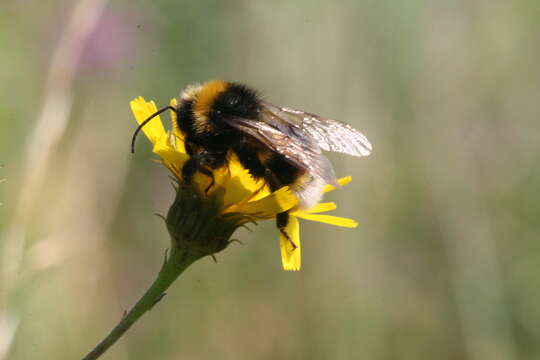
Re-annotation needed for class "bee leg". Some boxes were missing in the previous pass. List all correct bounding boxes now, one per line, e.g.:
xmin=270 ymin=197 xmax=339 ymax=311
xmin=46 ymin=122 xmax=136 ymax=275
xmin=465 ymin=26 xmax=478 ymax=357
xmin=181 ymin=154 xmax=215 ymax=193
xmin=264 ymin=169 xmax=297 ymax=250
xmin=276 ymin=212 xmax=296 ymax=250
xmin=204 ymin=177 xmax=215 ymax=195
xmin=264 ymin=168 xmax=281 ymax=189
xmin=182 ymin=151 xmax=227 ymax=194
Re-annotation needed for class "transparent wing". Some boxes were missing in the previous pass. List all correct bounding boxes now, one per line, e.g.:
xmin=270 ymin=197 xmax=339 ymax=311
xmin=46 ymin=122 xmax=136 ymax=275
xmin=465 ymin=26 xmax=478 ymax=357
xmin=223 ymin=117 xmax=338 ymax=186
xmin=261 ymin=102 xmax=373 ymax=157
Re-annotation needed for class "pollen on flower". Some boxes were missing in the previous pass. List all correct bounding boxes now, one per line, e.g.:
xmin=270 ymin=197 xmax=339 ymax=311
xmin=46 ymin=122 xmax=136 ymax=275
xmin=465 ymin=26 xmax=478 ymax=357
xmin=130 ymin=97 xmax=360 ymax=271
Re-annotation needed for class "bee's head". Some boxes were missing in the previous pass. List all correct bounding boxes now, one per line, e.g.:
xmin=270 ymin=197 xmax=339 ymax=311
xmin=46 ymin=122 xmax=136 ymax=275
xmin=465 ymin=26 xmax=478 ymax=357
xmin=194 ymin=81 xmax=260 ymax=121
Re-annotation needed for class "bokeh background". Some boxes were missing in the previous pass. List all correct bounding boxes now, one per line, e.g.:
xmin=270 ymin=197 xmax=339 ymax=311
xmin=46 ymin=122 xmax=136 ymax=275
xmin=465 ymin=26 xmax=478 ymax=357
xmin=1 ymin=0 xmax=539 ymax=359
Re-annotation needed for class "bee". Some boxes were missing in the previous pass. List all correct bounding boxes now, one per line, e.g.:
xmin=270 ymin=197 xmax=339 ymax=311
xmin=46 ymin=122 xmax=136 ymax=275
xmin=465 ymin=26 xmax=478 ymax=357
xmin=131 ymin=81 xmax=372 ymax=243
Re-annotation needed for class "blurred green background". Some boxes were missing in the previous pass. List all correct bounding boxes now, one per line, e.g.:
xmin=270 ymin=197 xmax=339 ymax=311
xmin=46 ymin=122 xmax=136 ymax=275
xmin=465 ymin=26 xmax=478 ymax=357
xmin=1 ymin=0 xmax=540 ymax=359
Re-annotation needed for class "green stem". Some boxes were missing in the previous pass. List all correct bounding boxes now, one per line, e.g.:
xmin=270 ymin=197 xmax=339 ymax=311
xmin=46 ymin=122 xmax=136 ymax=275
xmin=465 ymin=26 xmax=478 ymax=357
xmin=81 ymin=248 xmax=198 ymax=360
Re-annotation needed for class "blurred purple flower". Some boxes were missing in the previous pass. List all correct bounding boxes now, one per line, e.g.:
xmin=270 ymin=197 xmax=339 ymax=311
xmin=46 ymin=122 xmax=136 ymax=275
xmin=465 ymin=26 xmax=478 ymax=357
xmin=80 ymin=9 xmax=153 ymax=73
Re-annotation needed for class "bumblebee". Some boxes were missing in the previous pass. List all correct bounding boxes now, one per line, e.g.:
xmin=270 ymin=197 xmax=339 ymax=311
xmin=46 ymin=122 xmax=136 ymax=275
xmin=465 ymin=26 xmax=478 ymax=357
xmin=131 ymin=81 xmax=372 ymax=243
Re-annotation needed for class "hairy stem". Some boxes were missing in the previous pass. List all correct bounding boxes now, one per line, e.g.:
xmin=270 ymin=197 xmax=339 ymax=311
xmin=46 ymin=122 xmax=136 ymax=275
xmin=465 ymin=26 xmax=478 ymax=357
xmin=81 ymin=248 xmax=198 ymax=360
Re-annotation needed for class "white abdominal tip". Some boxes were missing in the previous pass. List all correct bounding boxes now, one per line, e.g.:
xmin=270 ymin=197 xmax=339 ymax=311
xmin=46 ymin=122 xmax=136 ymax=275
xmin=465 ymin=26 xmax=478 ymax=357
xmin=297 ymin=177 xmax=326 ymax=209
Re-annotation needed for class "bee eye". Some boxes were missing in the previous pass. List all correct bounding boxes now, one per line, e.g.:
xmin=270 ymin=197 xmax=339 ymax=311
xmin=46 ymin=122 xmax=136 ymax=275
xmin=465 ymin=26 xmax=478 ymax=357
xmin=213 ymin=87 xmax=258 ymax=119
xmin=225 ymin=94 xmax=240 ymax=109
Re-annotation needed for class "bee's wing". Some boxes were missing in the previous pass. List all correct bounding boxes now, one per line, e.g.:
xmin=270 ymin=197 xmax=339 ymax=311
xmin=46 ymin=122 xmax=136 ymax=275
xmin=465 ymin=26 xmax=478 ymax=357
xmin=261 ymin=102 xmax=373 ymax=157
xmin=224 ymin=117 xmax=338 ymax=186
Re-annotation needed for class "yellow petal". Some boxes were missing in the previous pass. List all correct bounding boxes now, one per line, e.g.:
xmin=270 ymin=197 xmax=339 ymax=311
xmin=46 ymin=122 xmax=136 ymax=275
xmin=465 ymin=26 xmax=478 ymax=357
xmin=323 ymin=176 xmax=352 ymax=193
xmin=228 ymin=156 xmax=265 ymax=193
xmin=153 ymin=140 xmax=189 ymax=168
xmin=279 ymin=215 xmax=301 ymax=271
xmin=306 ymin=202 xmax=336 ymax=213
xmin=293 ymin=212 xmax=358 ymax=228
xmin=223 ymin=171 xmax=262 ymax=206
xmin=224 ymin=187 xmax=298 ymax=217
xmin=169 ymin=98 xmax=183 ymax=139
xmin=129 ymin=97 xmax=166 ymax=145
xmin=198 ymin=166 xmax=232 ymax=194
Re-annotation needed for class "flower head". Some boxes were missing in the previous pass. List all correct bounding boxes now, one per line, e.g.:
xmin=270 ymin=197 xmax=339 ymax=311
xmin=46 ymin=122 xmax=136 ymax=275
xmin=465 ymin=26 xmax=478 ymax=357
xmin=130 ymin=97 xmax=359 ymax=270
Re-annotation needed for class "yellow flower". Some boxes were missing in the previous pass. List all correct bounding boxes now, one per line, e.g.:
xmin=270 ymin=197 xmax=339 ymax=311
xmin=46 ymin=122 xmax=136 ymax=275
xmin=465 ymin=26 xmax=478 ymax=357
xmin=130 ymin=97 xmax=359 ymax=271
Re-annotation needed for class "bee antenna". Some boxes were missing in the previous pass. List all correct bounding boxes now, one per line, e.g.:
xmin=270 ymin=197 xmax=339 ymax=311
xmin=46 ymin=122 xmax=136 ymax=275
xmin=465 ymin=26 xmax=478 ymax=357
xmin=131 ymin=106 xmax=176 ymax=154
